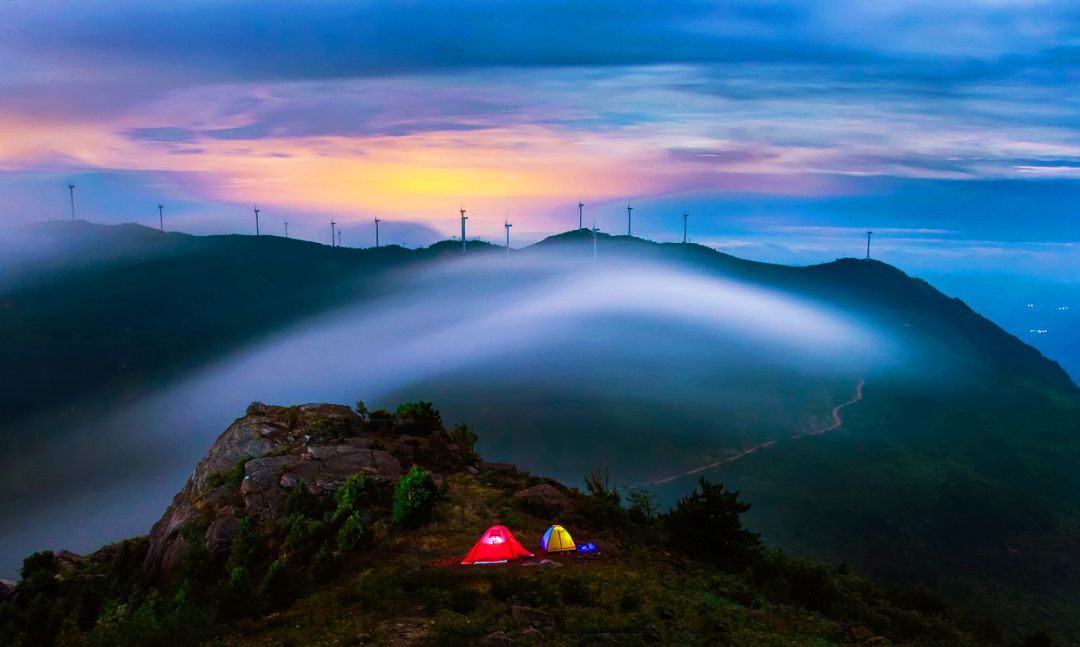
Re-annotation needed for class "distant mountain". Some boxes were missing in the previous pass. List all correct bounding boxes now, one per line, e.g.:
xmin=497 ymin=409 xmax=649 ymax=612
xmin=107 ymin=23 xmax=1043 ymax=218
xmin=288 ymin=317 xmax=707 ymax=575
xmin=0 ymin=222 xmax=499 ymax=427
xmin=3 ymin=222 xmax=1070 ymax=429
xmin=3 ymin=221 xmax=1079 ymax=640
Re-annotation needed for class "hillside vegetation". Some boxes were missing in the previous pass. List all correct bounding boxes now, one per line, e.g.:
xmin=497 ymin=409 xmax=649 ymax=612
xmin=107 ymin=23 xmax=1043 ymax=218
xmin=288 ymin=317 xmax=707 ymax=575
xmin=0 ymin=400 xmax=1026 ymax=646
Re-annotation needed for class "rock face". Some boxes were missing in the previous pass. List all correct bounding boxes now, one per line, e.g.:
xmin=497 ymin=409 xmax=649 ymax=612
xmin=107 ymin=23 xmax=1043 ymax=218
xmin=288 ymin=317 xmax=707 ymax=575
xmin=143 ymin=402 xmax=472 ymax=582
xmin=513 ymin=483 xmax=576 ymax=518
xmin=0 ymin=579 xmax=15 ymax=602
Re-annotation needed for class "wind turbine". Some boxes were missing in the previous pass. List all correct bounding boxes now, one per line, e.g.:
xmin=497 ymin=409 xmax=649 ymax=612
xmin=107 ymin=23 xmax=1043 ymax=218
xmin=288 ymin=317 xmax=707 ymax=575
xmin=337 ymin=230 xmax=342 ymax=247
xmin=592 ymin=218 xmax=598 ymax=264
xmin=331 ymin=220 xmax=336 ymax=247
xmin=460 ymin=208 xmax=468 ymax=254
xmin=578 ymin=201 xmax=584 ymax=230
xmin=157 ymin=204 xmax=164 ymax=232
xmin=866 ymin=231 xmax=873 ymax=260
xmin=67 ymin=184 xmax=76 ymax=220
xmin=504 ymin=218 xmax=512 ymax=261
xmin=253 ymin=206 xmax=260 ymax=236
xmin=682 ymin=212 xmax=689 ymax=243
xmin=626 ymin=201 xmax=633 ymax=236
xmin=374 ymin=217 xmax=381 ymax=248
xmin=284 ymin=221 xmax=289 ymax=238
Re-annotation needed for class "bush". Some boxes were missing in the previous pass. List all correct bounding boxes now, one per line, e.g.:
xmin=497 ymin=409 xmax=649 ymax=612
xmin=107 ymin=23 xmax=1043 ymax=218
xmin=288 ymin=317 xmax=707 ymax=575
xmin=448 ymin=423 xmax=479 ymax=460
xmin=392 ymin=466 xmax=439 ymax=528
xmin=306 ymin=417 xmax=346 ymax=442
xmin=354 ymin=400 xmax=369 ymax=419
xmin=205 ymin=456 xmax=250 ymax=490
xmin=394 ymin=401 xmax=442 ymax=433
xmin=626 ymin=488 xmax=658 ymax=526
xmin=259 ymin=560 xmax=295 ymax=611
xmin=333 ymin=474 xmax=370 ymax=521
xmin=559 ymin=574 xmax=594 ymax=606
xmin=663 ymin=478 xmax=761 ymax=570
xmin=336 ymin=511 xmax=366 ymax=552
xmin=310 ymin=544 xmax=340 ymax=583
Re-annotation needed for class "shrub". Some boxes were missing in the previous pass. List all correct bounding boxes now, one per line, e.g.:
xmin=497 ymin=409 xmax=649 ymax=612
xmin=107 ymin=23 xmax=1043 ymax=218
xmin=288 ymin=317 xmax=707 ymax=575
xmin=663 ymin=478 xmax=761 ymax=571
xmin=619 ymin=590 xmax=643 ymax=612
xmin=394 ymin=401 xmax=442 ymax=433
xmin=259 ymin=560 xmax=296 ymax=611
xmin=306 ymin=417 xmax=345 ymax=442
xmin=226 ymin=517 xmax=260 ymax=576
xmin=354 ymin=400 xmax=369 ymax=419
xmin=333 ymin=474 xmax=370 ymax=521
xmin=585 ymin=464 xmax=620 ymax=505
xmin=310 ymin=544 xmax=340 ymax=583
xmin=626 ymin=488 xmax=658 ymax=526
xmin=448 ymin=423 xmax=479 ymax=459
xmin=204 ymin=456 xmax=251 ymax=490
xmin=559 ymin=574 xmax=594 ymax=606
xmin=336 ymin=511 xmax=366 ymax=552
xmin=392 ymin=466 xmax=439 ymax=528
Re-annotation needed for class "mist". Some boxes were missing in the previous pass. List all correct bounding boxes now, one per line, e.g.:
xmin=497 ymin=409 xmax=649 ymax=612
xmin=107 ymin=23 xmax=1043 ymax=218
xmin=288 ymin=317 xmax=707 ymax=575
xmin=1 ymin=247 xmax=906 ymax=575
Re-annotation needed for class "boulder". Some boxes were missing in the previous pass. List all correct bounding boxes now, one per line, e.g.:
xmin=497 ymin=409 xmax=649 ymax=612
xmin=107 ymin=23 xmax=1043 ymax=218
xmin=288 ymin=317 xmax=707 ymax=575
xmin=511 ymin=605 xmax=556 ymax=628
xmin=54 ymin=550 xmax=84 ymax=571
xmin=591 ymin=538 xmax=620 ymax=557
xmin=513 ymin=484 xmax=575 ymax=517
xmin=205 ymin=506 xmax=241 ymax=557
xmin=142 ymin=401 xmax=416 ymax=582
xmin=481 ymin=630 xmax=513 ymax=646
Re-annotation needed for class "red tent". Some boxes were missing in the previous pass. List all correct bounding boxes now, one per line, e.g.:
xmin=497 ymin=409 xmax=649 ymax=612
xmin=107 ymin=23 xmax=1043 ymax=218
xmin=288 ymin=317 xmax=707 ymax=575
xmin=461 ymin=525 xmax=534 ymax=565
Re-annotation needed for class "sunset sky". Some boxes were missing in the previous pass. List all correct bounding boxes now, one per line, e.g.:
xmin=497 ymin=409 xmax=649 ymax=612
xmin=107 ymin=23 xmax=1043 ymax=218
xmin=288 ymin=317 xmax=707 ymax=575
xmin=2 ymin=1 xmax=1080 ymax=283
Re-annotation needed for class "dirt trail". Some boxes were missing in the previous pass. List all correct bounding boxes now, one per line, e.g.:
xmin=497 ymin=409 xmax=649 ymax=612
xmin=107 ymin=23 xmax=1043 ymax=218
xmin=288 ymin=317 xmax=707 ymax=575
xmin=648 ymin=379 xmax=865 ymax=486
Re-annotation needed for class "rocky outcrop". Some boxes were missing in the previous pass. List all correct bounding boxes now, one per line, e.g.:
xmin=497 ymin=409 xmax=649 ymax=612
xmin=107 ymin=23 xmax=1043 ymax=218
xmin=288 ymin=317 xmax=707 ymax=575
xmin=513 ymin=483 xmax=576 ymax=518
xmin=143 ymin=402 xmax=473 ymax=582
xmin=0 ymin=579 xmax=15 ymax=602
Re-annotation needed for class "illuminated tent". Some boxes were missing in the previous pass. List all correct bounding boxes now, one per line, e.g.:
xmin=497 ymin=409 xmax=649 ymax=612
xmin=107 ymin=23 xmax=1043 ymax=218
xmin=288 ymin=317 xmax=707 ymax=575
xmin=540 ymin=524 xmax=577 ymax=553
xmin=461 ymin=525 xmax=534 ymax=565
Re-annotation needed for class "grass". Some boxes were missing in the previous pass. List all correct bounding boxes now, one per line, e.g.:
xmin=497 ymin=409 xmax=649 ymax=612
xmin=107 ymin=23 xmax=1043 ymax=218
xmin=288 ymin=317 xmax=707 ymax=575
xmin=208 ymin=473 xmax=979 ymax=647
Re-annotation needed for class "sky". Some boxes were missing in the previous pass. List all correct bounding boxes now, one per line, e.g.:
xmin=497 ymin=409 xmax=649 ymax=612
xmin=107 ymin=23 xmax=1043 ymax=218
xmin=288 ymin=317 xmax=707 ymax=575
xmin=1 ymin=2 xmax=1079 ymax=318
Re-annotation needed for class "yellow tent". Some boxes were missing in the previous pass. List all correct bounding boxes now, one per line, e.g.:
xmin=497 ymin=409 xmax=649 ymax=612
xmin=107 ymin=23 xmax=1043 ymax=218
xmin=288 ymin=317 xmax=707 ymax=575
xmin=540 ymin=524 xmax=576 ymax=553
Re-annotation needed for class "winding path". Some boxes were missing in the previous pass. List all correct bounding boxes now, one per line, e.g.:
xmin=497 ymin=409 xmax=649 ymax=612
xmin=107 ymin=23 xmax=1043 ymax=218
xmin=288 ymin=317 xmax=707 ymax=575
xmin=648 ymin=378 xmax=865 ymax=486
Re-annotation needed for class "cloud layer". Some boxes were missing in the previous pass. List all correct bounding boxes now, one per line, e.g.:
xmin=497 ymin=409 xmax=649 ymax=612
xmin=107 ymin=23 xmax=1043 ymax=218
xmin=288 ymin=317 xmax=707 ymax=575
xmin=1 ymin=1 xmax=1079 ymax=256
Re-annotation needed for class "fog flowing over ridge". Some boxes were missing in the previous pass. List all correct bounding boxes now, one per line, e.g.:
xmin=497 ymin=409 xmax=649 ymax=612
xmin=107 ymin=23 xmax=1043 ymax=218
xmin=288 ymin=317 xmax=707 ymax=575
xmin=0 ymin=246 xmax=911 ymax=575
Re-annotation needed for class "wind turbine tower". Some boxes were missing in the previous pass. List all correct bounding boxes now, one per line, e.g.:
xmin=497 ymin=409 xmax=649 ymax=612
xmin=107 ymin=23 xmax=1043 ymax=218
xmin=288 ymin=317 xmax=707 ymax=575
xmin=67 ymin=184 xmax=76 ymax=220
xmin=592 ymin=219 xmax=598 ymax=264
xmin=158 ymin=204 xmax=164 ymax=232
xmin=504 ymin=219 xmax=512 ymax=261
xmin=331 ymin=220 xmax=336 ymax=246
xmin=682 ymin=212 xmax=689 ymax=243
xmin=374 ymin=217 xmax=381 ymax=247
xmin=578 ymin=201 xmax=584 ymax=229
xmin=284 ymin=221 xmax=289 ymax=238
xmin=866 ymin=231 xmax=873 ymax=260
xmin=626 ymin=201 xmax=633 ymax=236
xmin=460 ymin=208 xmax=468 ymax=254
xmin=337 ymin=230 xmax=342 ymax=247
xmin=254 ymin=206 xmax=261 ymax=236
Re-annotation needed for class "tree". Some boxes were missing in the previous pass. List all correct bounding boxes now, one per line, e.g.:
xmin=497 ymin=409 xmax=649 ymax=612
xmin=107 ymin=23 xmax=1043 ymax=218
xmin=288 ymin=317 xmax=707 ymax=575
xmin=392 ymin=466 xmax=439 ymax=528
xmin=663 ymin=478 xmax=761 ymax=569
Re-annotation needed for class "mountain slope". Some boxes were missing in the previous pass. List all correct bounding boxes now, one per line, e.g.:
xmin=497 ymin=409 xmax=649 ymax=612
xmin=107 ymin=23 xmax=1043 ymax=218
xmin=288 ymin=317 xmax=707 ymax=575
xmin=3 ymin=221 xmax=1079 ymax=640
xmin=0 ymin=401 xmax=998 ymax=647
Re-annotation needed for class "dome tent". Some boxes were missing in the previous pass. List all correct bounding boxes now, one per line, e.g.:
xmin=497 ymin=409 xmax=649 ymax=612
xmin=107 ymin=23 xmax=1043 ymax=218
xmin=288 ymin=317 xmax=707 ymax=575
xmin=540 ymin=524 xmax=576 ymax=553
xmin=461 ymin=525 xmax=534 ymax=565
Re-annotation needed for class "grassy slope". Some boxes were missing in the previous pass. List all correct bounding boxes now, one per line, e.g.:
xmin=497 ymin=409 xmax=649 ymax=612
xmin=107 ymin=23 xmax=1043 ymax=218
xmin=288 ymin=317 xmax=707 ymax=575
xmin=2 ymin=469 xmax=987 ymax=647
xmin=207 ymin=473 xmax=979 ymax=647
